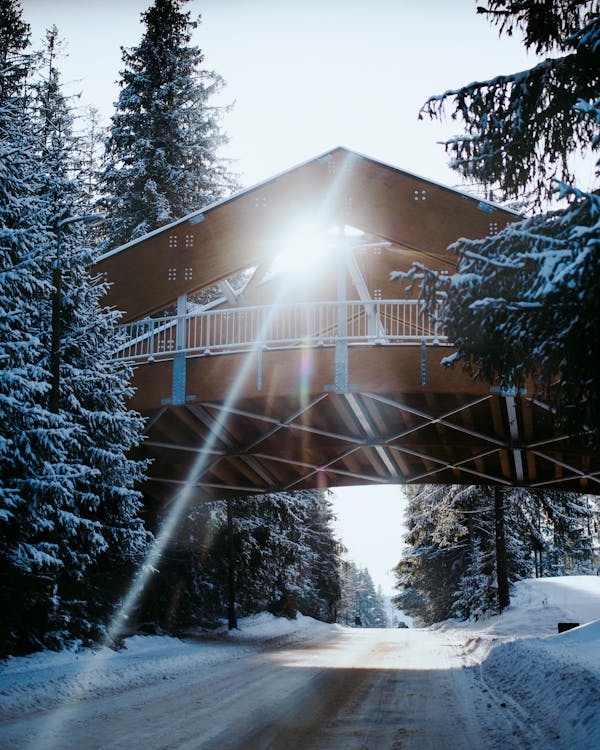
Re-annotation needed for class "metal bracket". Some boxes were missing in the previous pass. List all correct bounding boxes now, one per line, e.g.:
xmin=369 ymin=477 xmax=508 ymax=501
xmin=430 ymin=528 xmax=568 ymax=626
xmin=334 ymin=339 xmax=349 ymax=393
xmin=490 ymin=386 xmax=527 ymax=397
xmin=421 ymin=340 xmax=427 ymax=386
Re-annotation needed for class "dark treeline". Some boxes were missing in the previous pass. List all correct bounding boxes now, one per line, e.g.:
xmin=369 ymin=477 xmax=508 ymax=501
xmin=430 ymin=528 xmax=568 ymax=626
xmin=395 ymin=485 xmax=599 ymax=625
xmin=140 ymin=491 xmax=344 ymax=632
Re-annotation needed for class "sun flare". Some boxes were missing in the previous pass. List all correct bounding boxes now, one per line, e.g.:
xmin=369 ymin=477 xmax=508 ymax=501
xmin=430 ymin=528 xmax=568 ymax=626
xmin=268 ymin=222 xmax=364 ymax=279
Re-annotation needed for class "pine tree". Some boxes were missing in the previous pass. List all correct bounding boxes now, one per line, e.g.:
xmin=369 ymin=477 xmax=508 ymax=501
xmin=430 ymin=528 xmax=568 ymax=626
xmin=338 ymin=562 xmax=387 ymax=628
xmin=411 ymin=2 xmax=600 ymax=442
xmin=227 ymin=490 xmax=342 ymax=622
xmin=452 ymin=537 xmax=496 ymax=621
xmin=0 ymin=13 xmax=150 ymax=654
xmin=393 ymin=486 xmax=474 ymax=624
xmin=522 ymin=490 xmax=597 ymax=576
xmin=76 ymin=105 xmax=107 ymax=213
xmin=394 ymin=483 xmax=597 ymax=624
xmin=297 ymin=491 xmax=343 ymax=623
xmin=102 ymin=0 xmax=236 ymax=249
xmin=32 ymin=27 xmax=151 ymax=648
xmin=421 ymin=1 xmax=599 ymax=205
xmin=140 ymin=490 xmax=342 ymax=631
xmin=0 ymin=0 xmax=71 ymax=657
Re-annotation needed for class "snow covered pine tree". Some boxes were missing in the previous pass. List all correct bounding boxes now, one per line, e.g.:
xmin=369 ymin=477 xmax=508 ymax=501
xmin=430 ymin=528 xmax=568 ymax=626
xmin=394 ymin=484 xmax=596 ymax=624
xmin=102 ymin=0 xmax=237 ymax=250
xmin=407 ymin=1 xmax=600 ymax=444
xmin=0 ymin=0 xmax=67 ymax=657
xmin=138 ymin=490 xmax=343 ymax=631
xmin=1 ymin=4 xmax=150 ymax=655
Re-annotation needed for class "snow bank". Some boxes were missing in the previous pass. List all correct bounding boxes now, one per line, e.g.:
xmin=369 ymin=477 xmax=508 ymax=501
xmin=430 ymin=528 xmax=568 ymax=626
xmin=480 ymin=622 xmax=600 ymax=748
xmin=439 ymin=574 xmax=600 ymax=640
xmin=443 ymin=575 xmax=600 ymax=749
xmin=225 ymin=611 xmax=341 ymax=641
xmin=0 ymin=613 xmax=334 ymax=719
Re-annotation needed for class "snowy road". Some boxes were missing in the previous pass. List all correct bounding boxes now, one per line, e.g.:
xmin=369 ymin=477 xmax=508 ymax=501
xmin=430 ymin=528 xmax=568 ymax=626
xmin=0 ymin=627 xmax=529 ymax=750
xmin=4 ymin=576 xmax=599 ymax=749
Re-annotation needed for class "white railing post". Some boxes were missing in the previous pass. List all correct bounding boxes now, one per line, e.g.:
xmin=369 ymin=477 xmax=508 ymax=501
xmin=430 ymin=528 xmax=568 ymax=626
xmin=147 ymin=319 xmax=155 ymax=360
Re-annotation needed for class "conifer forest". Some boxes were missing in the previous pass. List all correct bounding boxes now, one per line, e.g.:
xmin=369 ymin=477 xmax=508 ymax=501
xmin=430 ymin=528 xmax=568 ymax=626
xmin=1 ymin=0 xmax=599 ymax=660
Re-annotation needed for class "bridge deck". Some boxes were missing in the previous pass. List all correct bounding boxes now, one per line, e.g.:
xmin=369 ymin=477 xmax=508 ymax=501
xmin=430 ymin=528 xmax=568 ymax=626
xmin=129 ymin=344 xmax=599 ymax=505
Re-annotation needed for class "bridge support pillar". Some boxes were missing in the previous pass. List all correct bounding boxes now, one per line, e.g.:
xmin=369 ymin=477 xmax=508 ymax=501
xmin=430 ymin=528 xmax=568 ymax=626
xmin=172 ymin=294 xmax=187 ymax=406
xmin=334 ymin=339 xmax=349 ymax=393
xmin=335 ymin=236 xmax=349 ymax=393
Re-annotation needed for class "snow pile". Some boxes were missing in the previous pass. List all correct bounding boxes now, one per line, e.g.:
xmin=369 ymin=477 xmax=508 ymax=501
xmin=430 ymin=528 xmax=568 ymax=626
xmin=444 ymin=575 xmax=600 ymax=748
xmin=480 ymin=621 xmax=600 ymax=747
xmin=225 ymin=611 xmax=341 ymax=642
xmin=492 ymin=575 xmax=600 ymax=638
xmin=0 ymin=613 xmax=330 ymax=719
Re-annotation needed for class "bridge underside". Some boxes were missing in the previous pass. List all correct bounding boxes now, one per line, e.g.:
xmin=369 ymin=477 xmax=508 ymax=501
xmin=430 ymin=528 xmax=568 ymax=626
xmin=130 ymin=346 xmax=600 ymax=506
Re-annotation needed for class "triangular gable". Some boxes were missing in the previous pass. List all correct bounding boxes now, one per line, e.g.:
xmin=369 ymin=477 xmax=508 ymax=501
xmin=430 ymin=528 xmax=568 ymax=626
xmin=95 ymin=146 xmax=519 ymax=323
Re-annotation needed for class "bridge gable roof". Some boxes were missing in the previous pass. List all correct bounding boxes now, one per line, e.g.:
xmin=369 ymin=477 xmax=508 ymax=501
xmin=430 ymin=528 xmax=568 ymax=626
xmin=96 ymin=146 xmax=519 ymax=323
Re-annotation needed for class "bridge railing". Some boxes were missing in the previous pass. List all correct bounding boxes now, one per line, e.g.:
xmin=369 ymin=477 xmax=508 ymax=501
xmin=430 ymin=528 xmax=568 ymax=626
xmin=115 ymin=299 xmax=447 ymax=363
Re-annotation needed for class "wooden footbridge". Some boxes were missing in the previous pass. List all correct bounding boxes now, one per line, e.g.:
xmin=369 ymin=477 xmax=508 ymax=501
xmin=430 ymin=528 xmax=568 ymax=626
xmin=96 ymin=147 xmax=600 ymax=505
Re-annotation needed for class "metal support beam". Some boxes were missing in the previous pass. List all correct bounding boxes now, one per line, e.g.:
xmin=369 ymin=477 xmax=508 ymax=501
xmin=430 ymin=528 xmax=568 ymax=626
xmin=404 ymin=447 xmax=512 ymax=486
xmin=239 ymin=455 xmax=278 ymax=487
xmin=148 ymin=477 xmax=262 ymax=493
xmin=531 ymin=450 xmax=600 ymax=488
xmin=186 ymin=404 xmax=236 ymax=448
xmin=365 ymin=392 xmax=504 ymax=448
xmin=504 ymin=395 xmax=524 ymax=481
xmin=200 ymin=396 xmax=365 ymax=447
xmin=218 ymin=279 xmax=239 ymax=305
xmin=172 ymin=293 xmax=187 ymax=406
xmin=335 ymin=237 xmax=349 ymax=393
xmin=283 ymin=446 xmax=362 ymax=491
xmin=345 ymin=249 xmax=386 ymax=340
xmin=144 ymin=407 xmax=167 ymax=433
xmin=344 ymin=393 xmax=401 ymax=479
xmin=144 ymin=441 xmax=225 ymax=457
xmin=185 ymin=395 xmax=332 ymax=488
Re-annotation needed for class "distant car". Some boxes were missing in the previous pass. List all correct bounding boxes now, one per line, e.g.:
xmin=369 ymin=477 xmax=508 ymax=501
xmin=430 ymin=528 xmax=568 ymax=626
xmin=397 ymin=621 xmax=408 ymax=629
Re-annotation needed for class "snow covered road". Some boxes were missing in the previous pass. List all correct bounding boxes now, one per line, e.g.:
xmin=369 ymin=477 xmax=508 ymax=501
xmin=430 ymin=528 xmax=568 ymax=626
xmin=206 ymin=628 xmax=490 ymax=749
xmin=1 ymin=627 xmax=513 ymax=750
xmin=3 ymin=573 xmax=600 ymax=750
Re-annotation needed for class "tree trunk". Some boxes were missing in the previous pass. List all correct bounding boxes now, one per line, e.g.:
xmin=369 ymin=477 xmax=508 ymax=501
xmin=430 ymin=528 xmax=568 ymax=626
xmin=494 ymin=486 xmax=510 ymax=612
xmin=227 ymin=498 xmax=238 ymax=630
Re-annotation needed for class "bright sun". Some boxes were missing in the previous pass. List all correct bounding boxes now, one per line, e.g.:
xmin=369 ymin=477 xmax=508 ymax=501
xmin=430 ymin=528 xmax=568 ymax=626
xmin=268 ymin=222 xmax=363 ymax=279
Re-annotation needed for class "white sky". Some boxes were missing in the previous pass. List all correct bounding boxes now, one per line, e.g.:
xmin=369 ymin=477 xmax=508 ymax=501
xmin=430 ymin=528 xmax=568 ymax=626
xmin=330 ymin=485 xmax=408 ymax=596
xmin=23 ymin=0 xmax=538 ymax=188
xmin=22 ymin=0 xmax=535 ymax=595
